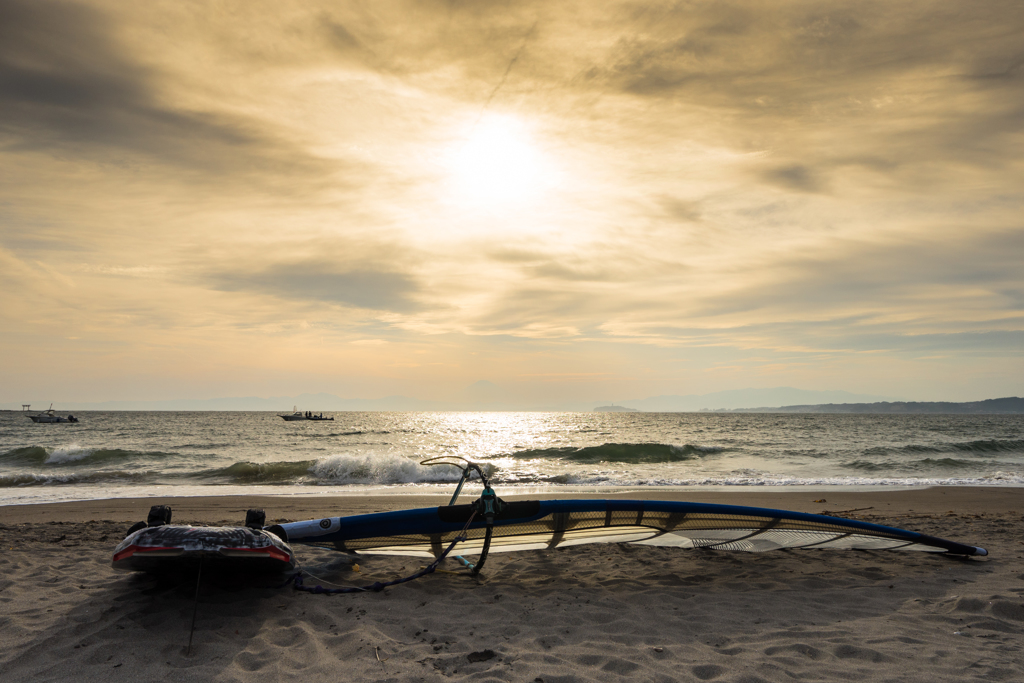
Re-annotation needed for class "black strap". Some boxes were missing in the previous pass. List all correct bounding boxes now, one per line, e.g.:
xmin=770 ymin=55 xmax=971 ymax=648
xmin=471 ymin=525 xmax=494 ymax=575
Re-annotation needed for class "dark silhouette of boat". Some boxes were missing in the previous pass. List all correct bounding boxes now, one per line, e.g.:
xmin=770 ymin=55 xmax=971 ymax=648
xmin=279 ymin=407 xmax=334 ymax=421
xmin=27 ymin=405 xmax=79 ymax=423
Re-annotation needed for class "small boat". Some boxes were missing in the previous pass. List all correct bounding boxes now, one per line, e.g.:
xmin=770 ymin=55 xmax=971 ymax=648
xmin=279 ymin=407 xmax=334 ymax=421
xmin=279 ymin=407 xmax=307 ymax=421
xmin=27 ymin=405 xmax=79 ymax=423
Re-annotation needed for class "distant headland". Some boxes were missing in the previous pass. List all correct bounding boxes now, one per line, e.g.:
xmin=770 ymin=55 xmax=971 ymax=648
xmin=727 ymin=397 xmax=1024 ymax=414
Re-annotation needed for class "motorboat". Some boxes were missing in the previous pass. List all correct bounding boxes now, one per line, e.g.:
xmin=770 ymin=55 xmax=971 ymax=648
xmin=279 ymin=408 xmax=306 ymax=421
xmin=27 ymin=405 xmax=79 ymax=423
xmin=279 ymin=407 xmax=334 ymax=421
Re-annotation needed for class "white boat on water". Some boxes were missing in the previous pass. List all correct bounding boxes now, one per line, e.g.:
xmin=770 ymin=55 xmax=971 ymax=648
xmin=27 ymin=405 xmax=79 ymax=423
xmin=279 ymin=407 xmax=333 ymax=421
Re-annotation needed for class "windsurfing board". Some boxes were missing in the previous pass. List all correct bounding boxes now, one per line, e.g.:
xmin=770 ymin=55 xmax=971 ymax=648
xmin=275 ymin=499 xmax=987 ymax=558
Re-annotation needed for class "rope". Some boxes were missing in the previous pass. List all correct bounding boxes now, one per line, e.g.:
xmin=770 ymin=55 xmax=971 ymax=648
xmin=285 ymin=510 xmax=478 ymax=595
xmin=285 ymin=458 xmax=505 ymax=593
xmin=186 ymin=557 xmax=203 ymax=656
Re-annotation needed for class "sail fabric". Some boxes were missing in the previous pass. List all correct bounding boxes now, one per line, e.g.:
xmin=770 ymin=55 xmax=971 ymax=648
xmin=278 ymin=499 xmax=986 ymax=558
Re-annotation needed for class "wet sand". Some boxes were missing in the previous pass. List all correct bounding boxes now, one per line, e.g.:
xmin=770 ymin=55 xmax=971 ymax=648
xmin=1 ymin=487 xmax=1022 ymax=682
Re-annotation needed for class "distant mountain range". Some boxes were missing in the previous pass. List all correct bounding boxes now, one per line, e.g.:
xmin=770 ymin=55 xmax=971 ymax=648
xmin=595 ymin=388 xmax=894 ymax=413
xmin=7 ymin=388 xmax=1021 ymax=413
xmin=729 ymin=397 xmax=1024 ymax=414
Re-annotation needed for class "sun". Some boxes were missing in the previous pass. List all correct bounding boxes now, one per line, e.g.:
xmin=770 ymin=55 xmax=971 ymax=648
xmin=444 ymin=115 xmax=555 ymax=208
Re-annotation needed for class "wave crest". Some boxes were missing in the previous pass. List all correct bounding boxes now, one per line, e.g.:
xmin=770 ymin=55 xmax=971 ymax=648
xmin=196 ymin=460 xmax=317 ymax=484
xmin=865 ymin=439 xmax=1024 ymax=457
xmin=0 ymin=470 xmax=152 ymax=487
xmin=1 ymin=445 xmax=176 ymax=466
xmin=843 ymin=457 xmax=1008 ymax=472
xmin=0 ymin=446 xmax=49 ymax=465
xmin=309 ymin=453 xmax=468 ymax=485
xmin=512 ymin=442 xmax=723 ymax=463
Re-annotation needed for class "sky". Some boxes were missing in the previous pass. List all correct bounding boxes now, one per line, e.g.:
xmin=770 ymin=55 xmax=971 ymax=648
xmin=1 ymin=0 xmax=1022 ymax=408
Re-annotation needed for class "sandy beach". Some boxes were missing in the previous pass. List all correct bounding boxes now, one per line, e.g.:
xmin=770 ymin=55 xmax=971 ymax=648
xmin=1 ymin=487 xmax=1022 ymax=682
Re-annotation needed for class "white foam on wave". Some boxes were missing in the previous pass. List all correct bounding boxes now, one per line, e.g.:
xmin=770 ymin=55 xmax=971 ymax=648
xmin=561 ymin=472 xmax=1024 ymax=487
xmin=0 ymin=472 xmax=100 ymax=487
xmin=44 ymin=444 xmax=96 ymax=464
xmin=308 ymin=453 xmax=468 ymax=485
xmin=684 ymin=445 xmax=725 ymax=453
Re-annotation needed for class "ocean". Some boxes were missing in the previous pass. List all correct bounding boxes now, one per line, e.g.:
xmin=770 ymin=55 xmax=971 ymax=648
xmin=2 ymin=411 xmax=1022 ymax=505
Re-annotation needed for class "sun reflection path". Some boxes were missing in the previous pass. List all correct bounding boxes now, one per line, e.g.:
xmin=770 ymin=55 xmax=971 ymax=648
xmin=410 ymin=412 xmax=611 ymax=486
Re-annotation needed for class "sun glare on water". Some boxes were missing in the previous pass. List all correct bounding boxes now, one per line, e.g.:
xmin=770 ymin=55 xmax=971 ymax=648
xmin=445 ymin=115 xmax=557 ymax=208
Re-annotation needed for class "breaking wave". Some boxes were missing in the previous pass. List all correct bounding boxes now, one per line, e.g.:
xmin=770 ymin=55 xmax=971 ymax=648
xmin=307 ymin=453 xmax=469 ymax=485
xmin=511 ymin=442 xmax=724 ymax=463
xmin=0 ymin=470 xmax=153 ymax=487
xmin=863 ymin=439 xmax=1024 ymax=457
xmin=842 ymin=458 xmax=1011 ymax=472
xmin=190 ymin=460 xmax=317 ymax=484
xmin=0 ymin=446 xmax=49 ymax=465
xmin=0 ymin=445 xmax=176 ymax=466
xmin=187 ymin=454 xmax=477 ymax=486
xmin=558 ymin=473 xmax=1024 ymax=487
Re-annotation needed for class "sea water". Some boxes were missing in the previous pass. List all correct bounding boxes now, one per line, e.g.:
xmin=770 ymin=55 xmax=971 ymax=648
xmin=1 ymin=411 xmax=1022 ymax=505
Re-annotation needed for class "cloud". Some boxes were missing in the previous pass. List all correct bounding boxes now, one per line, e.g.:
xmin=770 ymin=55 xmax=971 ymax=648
xmin=0 ymin=0 xmax=324 ymax=177
xmin=323 ymin=19 xmax=370 ymax=58
xmin=2 ymin=0 xmax=1022 ymax=403
xmin=210 ymin=261 xmax=422 ymax=313
xmin=0 ymin=246 xmax=61 ymax=299
xmin=570 ymin=1 xmax=1024 ymax=195
xmin=760 ymin=165 xmax=825 ymax=193
xmin=660 ymin=197 xmax=703 ymax=222
xmin=280 ymin=1 xmax=548 ymax=91
xmin=608 ymin=226 xmax=1024 ymax=354
xmin=527 ymin=262 xmax=616 ymax=282
xmin=840 ymin=329 xmax=1024 ymax=356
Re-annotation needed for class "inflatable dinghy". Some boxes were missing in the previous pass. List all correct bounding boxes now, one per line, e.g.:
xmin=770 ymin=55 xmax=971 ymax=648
xmin=112 ymin=506 xmax=295 ymax=573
